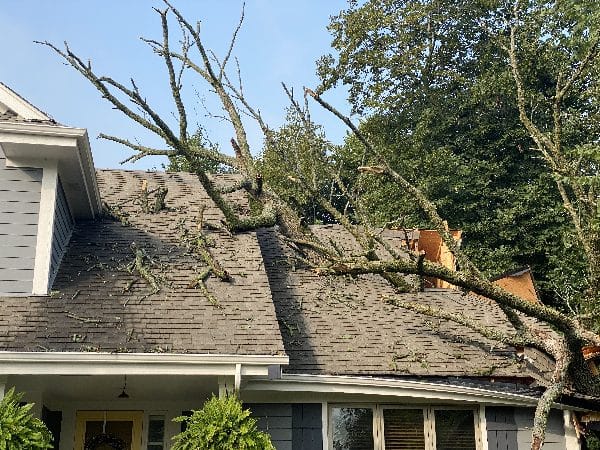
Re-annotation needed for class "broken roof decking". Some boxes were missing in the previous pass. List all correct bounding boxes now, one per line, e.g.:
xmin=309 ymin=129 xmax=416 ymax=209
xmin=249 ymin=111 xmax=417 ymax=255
xmin=0 ymin=170 xmax=285 ymax=355
xmin=257 ymin=226 xmax=530 ymax=378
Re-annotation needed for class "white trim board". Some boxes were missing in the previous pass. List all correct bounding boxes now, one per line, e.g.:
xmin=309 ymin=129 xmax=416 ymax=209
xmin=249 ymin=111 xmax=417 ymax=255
xmin=245 ymin=374 xmax=578 ymax=409
xmin=32 ymin=162 xmax=58 ymax=295
xmin=0 ymin=83 xmax=50 ymax=121
xmin=0 ymin=352 xmax=288 ymax=376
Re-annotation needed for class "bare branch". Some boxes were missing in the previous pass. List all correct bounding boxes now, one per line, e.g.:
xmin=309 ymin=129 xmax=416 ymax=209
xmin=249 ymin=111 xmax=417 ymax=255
xmin=318 ymin=256 xmax=598 ymax=344
xmin=98 ymin=134 xmax=176 ymax=164
xmin=36 ymin=41 xmax=180 ymax=149
xmin=220 ymin=3 xmax=245 ymax=81
xmin=155 ymin=7 xmax=189 ymax=142
xmin=163 ymin=0 xmax=255 ymax=176
xmin=383 ymin=295 xmax=530 ymax=347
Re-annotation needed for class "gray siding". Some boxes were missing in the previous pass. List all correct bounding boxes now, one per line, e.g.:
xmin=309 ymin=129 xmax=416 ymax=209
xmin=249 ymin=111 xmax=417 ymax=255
xmin=487 ymin=407 xmax=519 ymax=450
xmin=515 ymin=408 xmax=565 ymax=450
xmin=249 ymin=403 xmax=323 ymax=450
xmin=250 ymin=404 xmax=293 ymax=450
xmin=49 ymin=178 xmax=73 ymax=288
xmin=292 ymin=404 xmax=323 ymax=450
xmin=487 ymin=407 xmax=566 ymax=450
xmin=0 ymin=147 xmax=41 ymax=295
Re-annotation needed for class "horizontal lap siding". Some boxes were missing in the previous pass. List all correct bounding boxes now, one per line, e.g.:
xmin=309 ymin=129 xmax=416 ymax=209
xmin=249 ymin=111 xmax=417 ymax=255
xmin=292 ymin=404 xmax=322 ymax=450
xmin=49 ymin=179 xmax=73 ymax=287
xmin=0 ymin=148 xmax=41 ymax=294
xmin=487 ymin=407 xmax=566 ymax=450
xmin=249 ymin=404 xmax=293 ymax=450
xmin=515 ymin=408 xmax=565 ymax=450
xmin=249 ymin=403 xmax=323 ymax=450
xmin=486 ymin=407 xmax=518 ymax=450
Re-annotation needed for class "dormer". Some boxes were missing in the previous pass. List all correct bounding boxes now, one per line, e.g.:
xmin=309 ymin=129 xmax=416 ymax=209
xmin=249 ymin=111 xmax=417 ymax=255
xmin=0 ymin=83 xmax=101 ymax=295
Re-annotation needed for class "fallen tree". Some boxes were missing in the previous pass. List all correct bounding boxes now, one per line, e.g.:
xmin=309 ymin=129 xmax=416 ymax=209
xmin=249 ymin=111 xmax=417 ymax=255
xmin=39 ymin=1 xmax=599 ymax=449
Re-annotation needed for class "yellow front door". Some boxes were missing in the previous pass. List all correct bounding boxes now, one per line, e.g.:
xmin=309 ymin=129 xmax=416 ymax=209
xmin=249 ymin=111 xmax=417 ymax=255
xmin=74 ymin=411 xmax=143 ymax=450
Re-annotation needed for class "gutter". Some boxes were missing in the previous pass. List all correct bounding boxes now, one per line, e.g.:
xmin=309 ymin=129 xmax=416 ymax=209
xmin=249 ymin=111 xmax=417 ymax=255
xmin=245 ymin=373 xmax=586 ymax=410
xmin=0 ymin=351 xmax=289 ymax=377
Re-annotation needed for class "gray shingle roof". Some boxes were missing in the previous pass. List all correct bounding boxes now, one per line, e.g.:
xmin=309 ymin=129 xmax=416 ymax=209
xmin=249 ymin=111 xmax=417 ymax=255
xmin=0 ymin=170 xmax=285 ymax=356
xmin=0 ymin=169 xmax=549 ymax=383
xmin=257 ymin=226 xmax=534 ymax=379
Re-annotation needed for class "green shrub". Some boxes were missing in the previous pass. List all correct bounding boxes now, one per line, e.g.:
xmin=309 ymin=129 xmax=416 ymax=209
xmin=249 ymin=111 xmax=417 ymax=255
xmin=0 ymin=388 xmax=52 ymax=449
xmin=172 ymin=394 xmax=274 ymax=450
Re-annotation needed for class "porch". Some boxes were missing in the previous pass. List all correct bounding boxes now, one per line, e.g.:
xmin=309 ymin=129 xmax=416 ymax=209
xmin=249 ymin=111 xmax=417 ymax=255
xmin=0 ymin=351 xmax=287 ymax=450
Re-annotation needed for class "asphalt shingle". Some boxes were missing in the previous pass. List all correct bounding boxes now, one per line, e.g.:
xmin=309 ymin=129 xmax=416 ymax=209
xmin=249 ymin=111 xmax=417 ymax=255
xmin=0 ymin=169 xmax=285 ymax=356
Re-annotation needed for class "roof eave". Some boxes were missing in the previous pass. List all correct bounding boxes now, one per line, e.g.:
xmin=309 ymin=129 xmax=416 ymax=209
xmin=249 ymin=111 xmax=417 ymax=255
xmin=0 ymin=121 xmax=102 ymax=219
xmin=0 ymin=351 xmax=289 ymax=376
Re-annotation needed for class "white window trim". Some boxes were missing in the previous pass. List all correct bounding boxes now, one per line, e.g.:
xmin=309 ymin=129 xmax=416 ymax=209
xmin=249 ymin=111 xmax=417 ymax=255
xmin=322 ymin=401 xmax=329 ymax=450
xmin=327 ymin=403 xmax=482 ymax=450
xmin=144 ymin=412 xmax=167 ymax=450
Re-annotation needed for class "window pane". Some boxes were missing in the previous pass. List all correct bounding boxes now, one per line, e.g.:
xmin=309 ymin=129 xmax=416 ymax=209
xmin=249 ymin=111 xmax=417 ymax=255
xmin=147 ymin=415 xmax=165 ymax=449
xmin=383 ymin=409 xmax=425 ymax=450
xmin=332 ymin=407 xmax=374 ymax=450
xmin=434 ymin=410 xmax=476 ymax=450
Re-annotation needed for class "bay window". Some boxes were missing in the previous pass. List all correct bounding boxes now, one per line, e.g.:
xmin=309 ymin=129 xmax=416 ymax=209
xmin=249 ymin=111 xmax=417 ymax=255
xmin=330 ymin=405 xmax=480 ymax=450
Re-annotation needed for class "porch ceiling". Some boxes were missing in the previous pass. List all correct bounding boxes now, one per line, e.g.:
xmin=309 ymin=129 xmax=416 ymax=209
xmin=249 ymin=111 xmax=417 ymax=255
xmin=10 ymin=374 xmax=220 ymax=402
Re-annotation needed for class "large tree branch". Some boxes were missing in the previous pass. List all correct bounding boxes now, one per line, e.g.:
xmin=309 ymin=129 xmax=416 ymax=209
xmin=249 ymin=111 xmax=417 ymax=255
xmin=306 ymin=89 xmax=478 ymax=276
xmin=164 ymin=0 xmax=255 ymax=177
xmin=383 ymin=295 xmax=537 ymax=349
xmin=507 ymin=5 xmax=596 ymax=268
xmin=530 ymin=339 xmax=571 ymax=450
xmin=318 ymin=256 xmax=599 ymax=344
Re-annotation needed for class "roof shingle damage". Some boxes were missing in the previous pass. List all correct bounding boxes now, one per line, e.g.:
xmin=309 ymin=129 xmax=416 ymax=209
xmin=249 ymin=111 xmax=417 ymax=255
xmin=0 ymin=169 xmax=548 ymax=383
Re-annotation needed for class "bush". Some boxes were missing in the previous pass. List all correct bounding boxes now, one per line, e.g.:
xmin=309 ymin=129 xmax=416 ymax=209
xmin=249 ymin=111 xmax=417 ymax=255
xmin=0 ymin=388 xmax=52 ymax=449
xmin=172 ymin=395 xmax=274 ymax=450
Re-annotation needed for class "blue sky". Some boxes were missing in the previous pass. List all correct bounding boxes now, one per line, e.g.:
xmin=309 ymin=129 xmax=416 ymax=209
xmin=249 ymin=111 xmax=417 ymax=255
xmin=1 ymin=1 xmax=351 ymax=169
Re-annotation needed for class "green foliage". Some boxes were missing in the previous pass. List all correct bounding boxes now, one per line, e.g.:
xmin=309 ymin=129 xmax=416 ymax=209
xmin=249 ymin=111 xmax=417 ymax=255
xmin=312 ymin=0 xmax=600 ymax=306
xmin=260 ymin=108 xmax=340 ymax=224
xmin=0 ymin=388 xmax=52 ymax=450
xmin=167 ymin=129 xmax=229 ymax=174
xmin=171 ymin=395 xmax=274 ymax=450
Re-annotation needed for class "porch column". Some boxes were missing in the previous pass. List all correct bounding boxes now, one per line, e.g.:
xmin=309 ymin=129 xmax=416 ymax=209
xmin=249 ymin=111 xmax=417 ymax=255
xmin=564 ymin=410 xmax=581 ymax=450
xmin=218 ymin=376 xmax=235 ymax=398
xmin=0 ymin=375 xmax=6 ymax=400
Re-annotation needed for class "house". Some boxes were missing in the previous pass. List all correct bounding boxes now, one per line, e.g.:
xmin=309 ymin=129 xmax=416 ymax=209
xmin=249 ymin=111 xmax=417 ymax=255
xmin=0 ymin=82 xmax=592 ymax=450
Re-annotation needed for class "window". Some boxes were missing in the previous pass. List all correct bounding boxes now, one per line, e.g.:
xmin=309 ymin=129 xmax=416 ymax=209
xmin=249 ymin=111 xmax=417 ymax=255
xmin=434 ymin=410 xmax=476 ymax=450
xmin=147 ymin=415 xmax=165 ymax=450
xmin=383 ymin=408 xmax=426 ymax=450
xmin=329 ymin=405 xmax=479 ymax=450
xmin=332 ymin=407 xmax=374 ymax=450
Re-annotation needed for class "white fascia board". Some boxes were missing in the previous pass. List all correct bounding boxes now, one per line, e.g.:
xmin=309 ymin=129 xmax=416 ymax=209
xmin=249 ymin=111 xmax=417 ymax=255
xmin=0 ymin=121 xmax=80 ymax=141
xmin=74 ymin=129 xmax=102 ymax=219
xmin=0 ymin=84 xmax=50 ymax=121
xmin=0 ymin=122 xmax=102 ymax=219
xmin=0 ymin=352 xmax=288 ymax=376
xmin=244 ymin=374 xmax=543 ymax=407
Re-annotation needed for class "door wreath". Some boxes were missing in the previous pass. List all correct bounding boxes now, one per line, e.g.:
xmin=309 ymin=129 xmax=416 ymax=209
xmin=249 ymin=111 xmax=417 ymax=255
xmin=84 ymin=433 xmax=126 ymax=450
